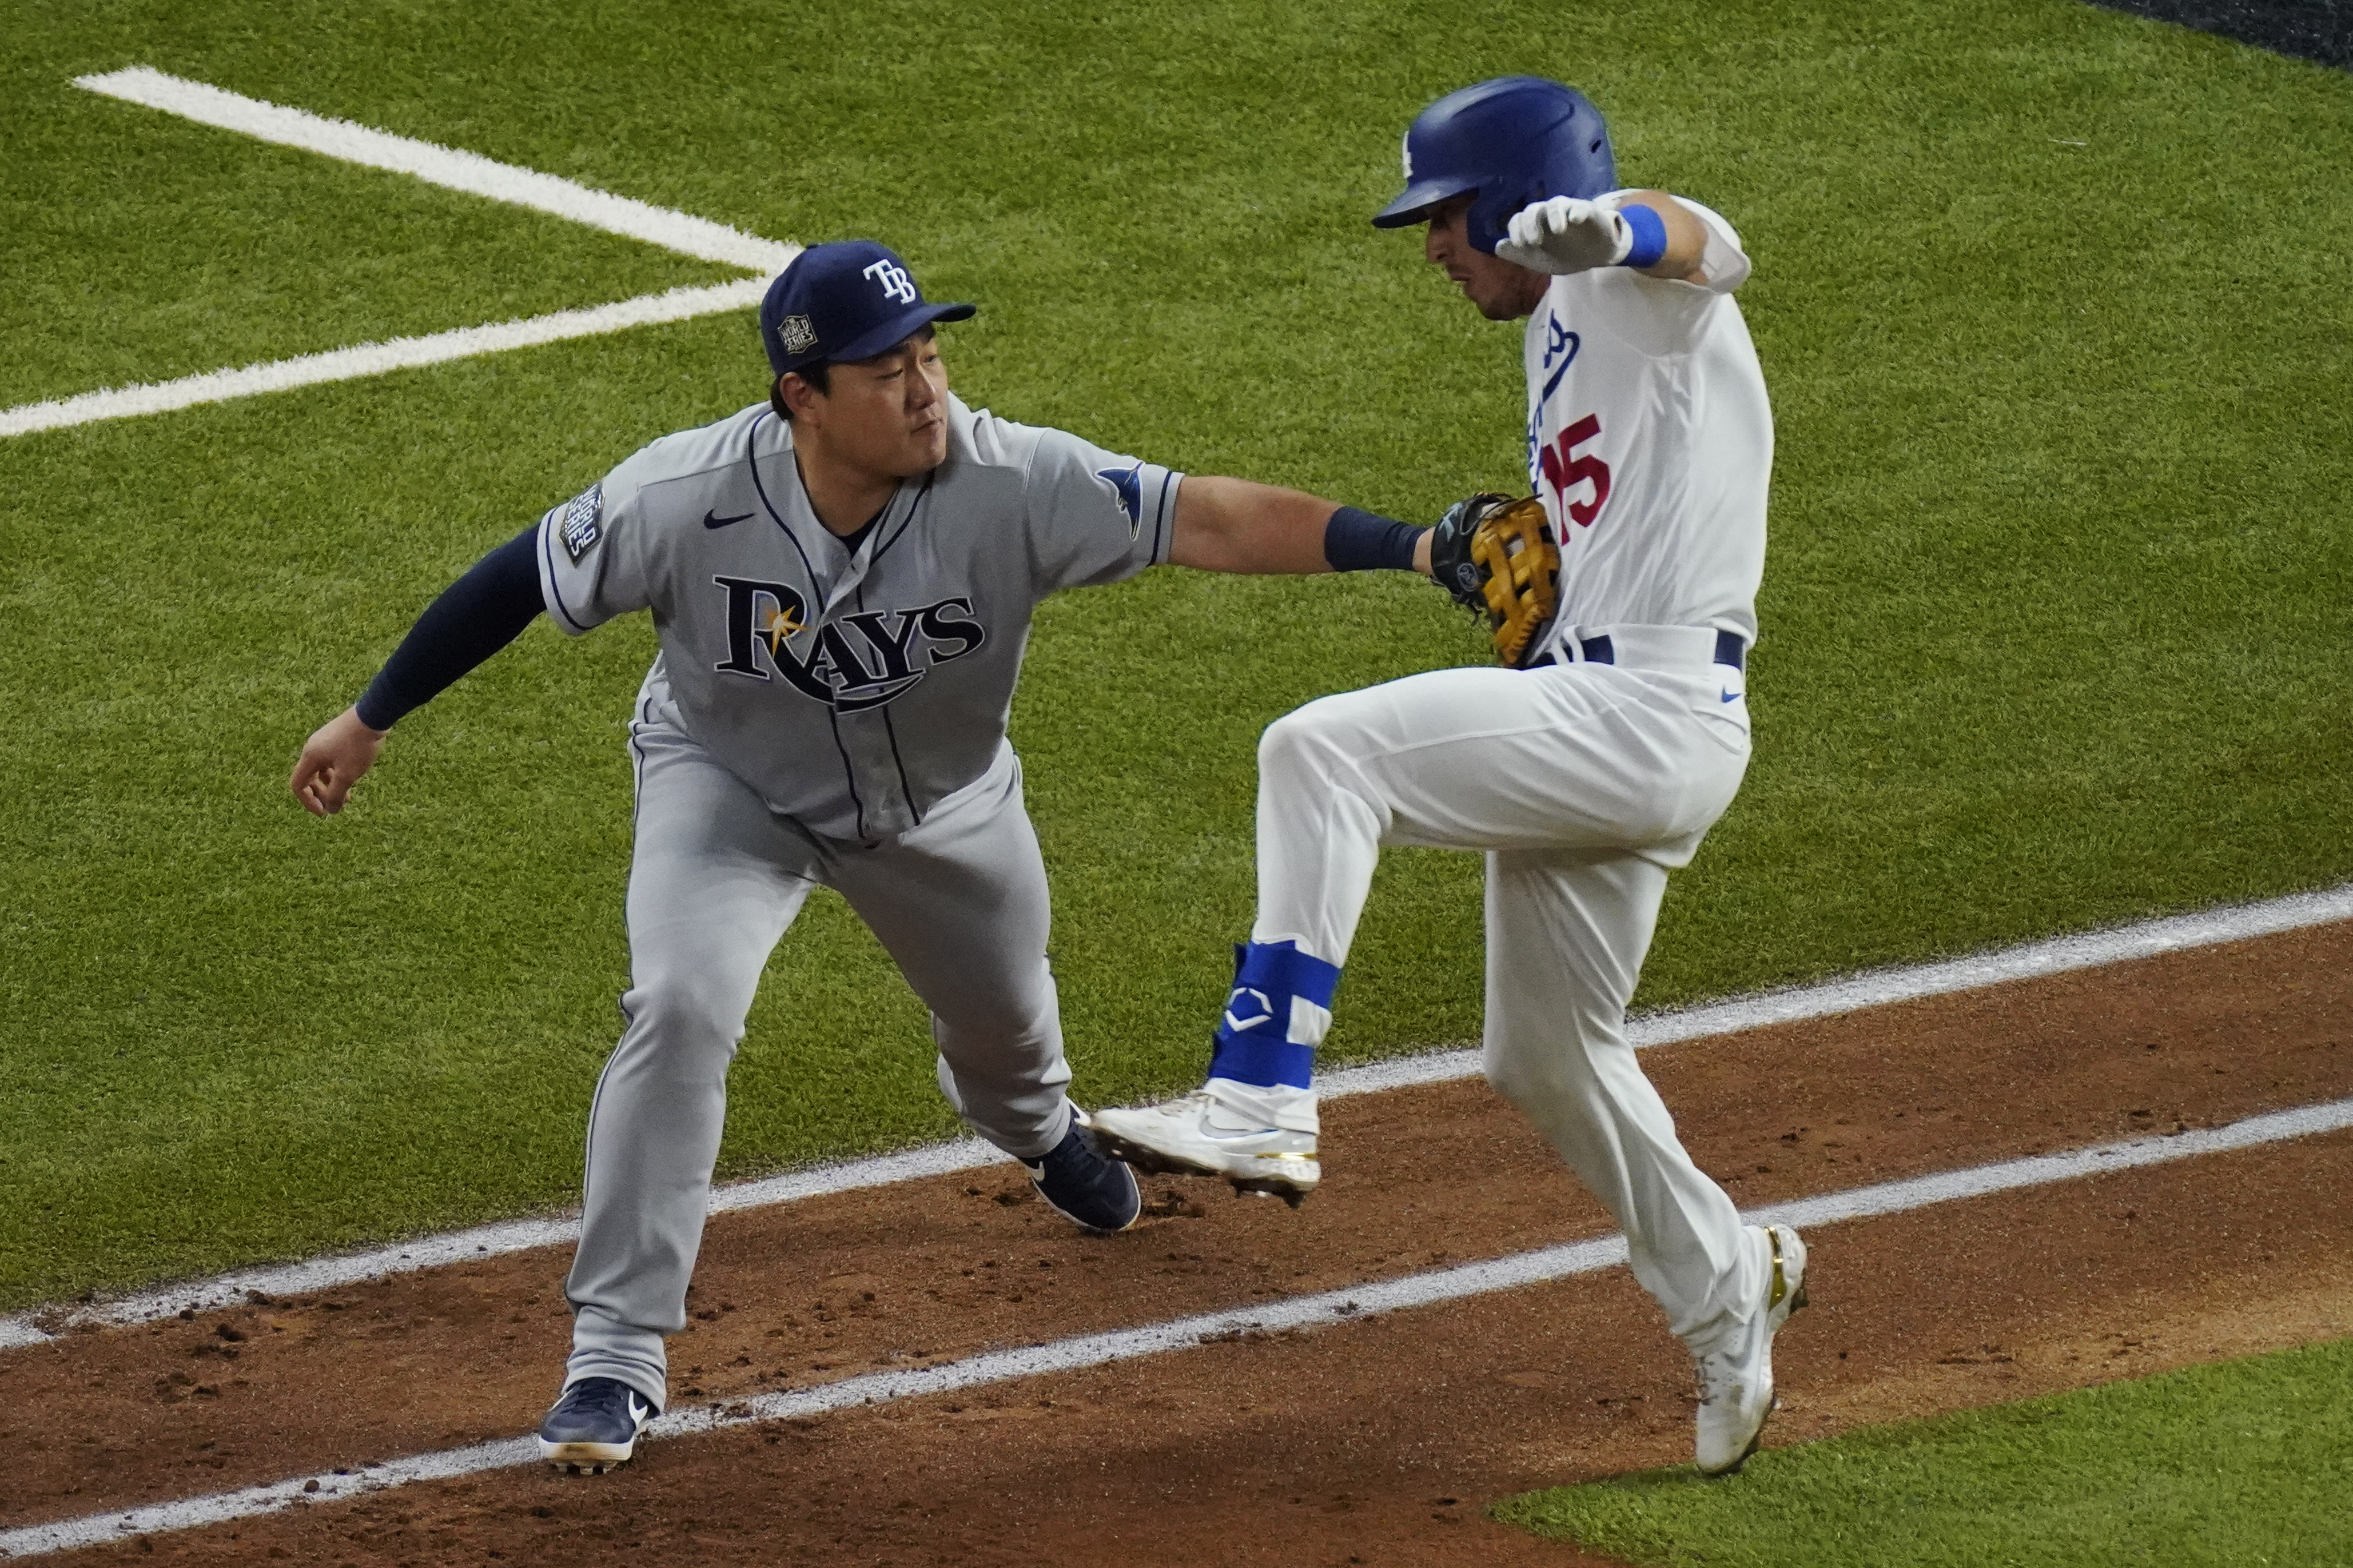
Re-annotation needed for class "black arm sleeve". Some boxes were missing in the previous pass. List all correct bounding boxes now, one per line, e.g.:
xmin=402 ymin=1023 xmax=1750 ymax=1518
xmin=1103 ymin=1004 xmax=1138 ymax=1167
xmin=354 ymin=525 xmax=546 ymax=731
xmin=1323 ymin=505 xmax=1426 ymax=572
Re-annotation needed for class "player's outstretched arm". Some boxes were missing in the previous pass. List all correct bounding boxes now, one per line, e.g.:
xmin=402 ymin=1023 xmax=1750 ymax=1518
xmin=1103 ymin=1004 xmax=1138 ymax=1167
xmin=1169 ymin=476 xmax=1434 ymax=577
xmin=1497 ymin=190 xmax=1709 ymax=284
xmin=291 ymin=708 xmax=389 ymax=816
xmin=288 ymin=523 xmax=546 ymax=818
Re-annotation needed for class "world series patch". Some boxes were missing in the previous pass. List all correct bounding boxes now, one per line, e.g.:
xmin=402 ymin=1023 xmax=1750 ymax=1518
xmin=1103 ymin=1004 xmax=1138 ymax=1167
xmin=559 ymin=482 xmax=603 ymax=562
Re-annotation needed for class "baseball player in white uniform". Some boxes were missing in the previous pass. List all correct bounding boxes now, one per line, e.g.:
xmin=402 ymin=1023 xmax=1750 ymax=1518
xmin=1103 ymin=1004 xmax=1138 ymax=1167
xmin=1091 ymin=78 xmax=1809 ymax=1475
xmin=290 ymin=240 xmax=1407 ymax=1473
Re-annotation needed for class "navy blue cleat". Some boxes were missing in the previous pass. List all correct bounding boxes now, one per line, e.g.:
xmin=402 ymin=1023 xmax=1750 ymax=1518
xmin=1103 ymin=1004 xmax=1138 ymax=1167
xmin=538 ymin=1376 xmax=658 ymax=1474
xmin=1024 ymin=1119 xmax=1142 ymax=1235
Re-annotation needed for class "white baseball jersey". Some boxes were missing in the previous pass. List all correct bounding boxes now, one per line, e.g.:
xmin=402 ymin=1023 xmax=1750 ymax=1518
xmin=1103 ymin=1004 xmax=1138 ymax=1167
xmin=536 ymin=393 xmax=1180 ymax=841
xmin=1521 ymin=192 xmax=1771 ymax=664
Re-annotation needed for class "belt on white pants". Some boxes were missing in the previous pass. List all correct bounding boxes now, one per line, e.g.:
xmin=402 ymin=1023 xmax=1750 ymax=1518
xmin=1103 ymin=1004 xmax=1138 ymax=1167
xmin=1526 ymin=624 xmax=1747 ymax=676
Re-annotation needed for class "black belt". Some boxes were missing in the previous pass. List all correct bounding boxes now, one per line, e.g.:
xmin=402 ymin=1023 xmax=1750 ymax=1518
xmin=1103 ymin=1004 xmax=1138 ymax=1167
xmin=1527 ymin=631 xmax=1746 ymax=671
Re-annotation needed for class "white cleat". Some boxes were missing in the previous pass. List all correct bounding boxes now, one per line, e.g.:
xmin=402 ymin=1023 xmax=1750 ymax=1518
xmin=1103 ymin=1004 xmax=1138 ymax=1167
xmin=1088 ymin=1090 xmax=1320 ymax=1207
xmin=1694 ymin=1224 xmax=1809 ymax=1477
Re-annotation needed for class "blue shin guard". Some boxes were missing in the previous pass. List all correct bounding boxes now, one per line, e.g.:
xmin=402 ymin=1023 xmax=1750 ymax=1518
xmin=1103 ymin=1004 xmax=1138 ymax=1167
xmin=1205 ymin=940 xmax=1341 ymax=1090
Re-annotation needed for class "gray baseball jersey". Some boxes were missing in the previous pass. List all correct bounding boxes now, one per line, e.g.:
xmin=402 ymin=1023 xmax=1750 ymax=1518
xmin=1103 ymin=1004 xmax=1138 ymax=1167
xmin=535 ymin=392 xmax=1182 ymax=840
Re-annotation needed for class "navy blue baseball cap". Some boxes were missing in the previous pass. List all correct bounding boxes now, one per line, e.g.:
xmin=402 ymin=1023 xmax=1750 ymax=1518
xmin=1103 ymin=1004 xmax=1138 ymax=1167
xmin=759 ymin=241 xmax=976 ymax=378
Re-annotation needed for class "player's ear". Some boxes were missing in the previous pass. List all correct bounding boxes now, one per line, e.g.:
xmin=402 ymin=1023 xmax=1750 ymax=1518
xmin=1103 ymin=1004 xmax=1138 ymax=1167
xmin=778 ymin=372 xmax=822 ymax=423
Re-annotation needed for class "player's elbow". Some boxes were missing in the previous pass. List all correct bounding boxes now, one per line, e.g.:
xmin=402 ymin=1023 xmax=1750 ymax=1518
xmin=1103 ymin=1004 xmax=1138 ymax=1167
xmin=1168 ymin=477 xmax=1248 ymax=572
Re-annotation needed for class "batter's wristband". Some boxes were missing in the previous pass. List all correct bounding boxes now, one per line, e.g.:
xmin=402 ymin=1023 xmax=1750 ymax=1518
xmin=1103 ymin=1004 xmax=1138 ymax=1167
xmin=1618 ymin=204 xmax=1669 ymax=270
xmin=1324 ymin=506 xmax=1424 ymax=572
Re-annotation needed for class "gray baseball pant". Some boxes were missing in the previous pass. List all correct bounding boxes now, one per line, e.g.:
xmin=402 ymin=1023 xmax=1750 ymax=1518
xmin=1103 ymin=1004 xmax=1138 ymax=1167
xmin=563 ymin=717 xmax=1074 ymax=1407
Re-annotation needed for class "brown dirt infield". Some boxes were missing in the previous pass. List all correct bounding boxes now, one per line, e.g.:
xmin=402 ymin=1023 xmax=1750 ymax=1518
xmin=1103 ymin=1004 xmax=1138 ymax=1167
xmin=4 ymin=920 xmax=2349 ymax=1565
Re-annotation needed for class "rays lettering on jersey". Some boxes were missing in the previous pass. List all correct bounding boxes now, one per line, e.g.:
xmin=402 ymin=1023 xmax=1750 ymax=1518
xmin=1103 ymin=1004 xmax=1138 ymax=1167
xmin=710 ymin=576 xmax=986 ymax=712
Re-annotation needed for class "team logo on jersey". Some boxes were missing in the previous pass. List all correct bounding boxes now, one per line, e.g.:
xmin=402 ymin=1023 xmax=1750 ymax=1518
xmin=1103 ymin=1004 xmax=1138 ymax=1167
xmin=558 ymin=482 xmax=603 ymax=562
xmin=778 ymin=314 xmax=818 ymax=356
xmin=711 ymin=576 xmax=986 ymax=711
xmin=862 ymin=259 xmax=917 ymax=306
xmin=1538 ymin=312 xmax=1581 ymax=404
xmin=1094 ymin=463 xmax=1145 ymax=538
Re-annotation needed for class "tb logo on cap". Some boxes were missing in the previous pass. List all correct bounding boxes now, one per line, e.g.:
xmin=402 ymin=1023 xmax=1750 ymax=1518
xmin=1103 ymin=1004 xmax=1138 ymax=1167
xmin=863 ymin=259 xmax=917 ymax=305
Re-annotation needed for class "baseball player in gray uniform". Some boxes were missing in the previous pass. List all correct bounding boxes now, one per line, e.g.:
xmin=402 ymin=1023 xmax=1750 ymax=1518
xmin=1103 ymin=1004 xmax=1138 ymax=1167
xmin=290 ymin=239 xmax=1401 ymax=1472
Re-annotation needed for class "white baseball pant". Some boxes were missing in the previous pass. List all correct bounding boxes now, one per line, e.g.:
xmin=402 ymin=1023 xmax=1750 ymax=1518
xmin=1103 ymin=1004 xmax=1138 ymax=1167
xmin=1250 ymin=640 xmax=1766 ymax=1354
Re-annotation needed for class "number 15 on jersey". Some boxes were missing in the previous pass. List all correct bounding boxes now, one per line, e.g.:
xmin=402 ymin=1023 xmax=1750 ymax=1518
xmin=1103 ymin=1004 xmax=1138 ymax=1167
xmin=1537 ymin=414 xmax=1612 ymax=528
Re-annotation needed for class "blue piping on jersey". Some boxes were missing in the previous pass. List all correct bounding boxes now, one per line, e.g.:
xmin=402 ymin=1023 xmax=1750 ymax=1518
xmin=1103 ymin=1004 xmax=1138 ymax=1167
xmin=1150 ymin=469 xmax=1174 ymax=562
xmin=539 ymin=514 xmax=591 ymax=633
xmin=1538 ymin=331 xmax=1580 ymax=406
xmin=869 ymin=469 xmax=934 ymax=569
xmin=857 ymin=577 xmax=925 ymax=829
xmin=748 ymin=409 xmax=878 ymax=842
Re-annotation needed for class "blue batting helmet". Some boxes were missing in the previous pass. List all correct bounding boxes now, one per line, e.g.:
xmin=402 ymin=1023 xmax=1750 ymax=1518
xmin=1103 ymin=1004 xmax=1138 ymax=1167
xmin=1371 ymin=77 xmax=1615 ymax=254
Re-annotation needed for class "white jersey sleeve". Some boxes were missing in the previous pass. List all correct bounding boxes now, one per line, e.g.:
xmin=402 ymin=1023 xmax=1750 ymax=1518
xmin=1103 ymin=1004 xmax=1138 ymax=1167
xmin=1020 ymin=425 xmax=1182 ymax=592
xmin=534 ymin=452 xmax=656 ymax=636
xmin=1582 ymin=193 xmax=1754 ymax=357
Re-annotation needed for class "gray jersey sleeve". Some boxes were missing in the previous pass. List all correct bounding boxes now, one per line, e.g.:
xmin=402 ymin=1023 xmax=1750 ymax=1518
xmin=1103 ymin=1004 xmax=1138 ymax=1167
xmin=534 ymin=457 xmax=655 ymax=636
xmin=1021 ymin=425 xmax=1182 ymax=592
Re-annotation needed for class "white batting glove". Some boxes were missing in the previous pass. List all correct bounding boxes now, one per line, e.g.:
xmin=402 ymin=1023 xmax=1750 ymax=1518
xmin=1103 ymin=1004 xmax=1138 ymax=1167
xmin=1495 ymin=197 xmax=1632 ymax=275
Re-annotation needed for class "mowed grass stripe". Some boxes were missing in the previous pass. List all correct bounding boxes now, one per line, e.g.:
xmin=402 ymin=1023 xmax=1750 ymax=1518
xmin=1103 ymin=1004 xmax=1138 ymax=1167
xmin=2 ymin=0 xmax=2348 ymax=1308
xmin=7 ymin=1095 xmax=2349 ymax=1559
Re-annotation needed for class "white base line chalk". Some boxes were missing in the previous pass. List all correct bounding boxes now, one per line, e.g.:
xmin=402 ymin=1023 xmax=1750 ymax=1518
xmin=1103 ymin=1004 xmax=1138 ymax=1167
xmin=4 ymin=1093 xmax=2348 ymax=1560
xmin=2 ymin=881 xmax=2343 ymax=1352
xmin=0 ymin=280 xmax=770 ymax=439
xmin=2 ymin=69 xmax=796 ymax=438
xmin=73 ymin=69 xmax=795 ymax=273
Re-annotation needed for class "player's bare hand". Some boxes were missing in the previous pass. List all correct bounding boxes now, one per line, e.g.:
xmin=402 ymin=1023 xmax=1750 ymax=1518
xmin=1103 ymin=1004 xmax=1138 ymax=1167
xmin=291 ymin=707 xmax=389 ymax=817
xmin=1496 ymin=197 xmax=1631 ymax=275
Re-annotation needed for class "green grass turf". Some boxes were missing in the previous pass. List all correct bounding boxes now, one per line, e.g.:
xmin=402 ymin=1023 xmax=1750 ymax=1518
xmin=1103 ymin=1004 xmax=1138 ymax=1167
xmin=1 ymin=0 xmax=2349 ymax=1306
xmin=1495 ymin=1337 xmax=2353 ymax=1567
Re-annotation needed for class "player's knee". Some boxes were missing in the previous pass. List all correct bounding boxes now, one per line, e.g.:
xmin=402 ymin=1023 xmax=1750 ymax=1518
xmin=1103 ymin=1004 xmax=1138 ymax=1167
xmin=1257 ymin=702 xmax=1352 ymax=786
xmin=622 ymin=971 xmax=752 ymax=1058
xmin=1482 ymin=1041 xmax=1588 ymax=1117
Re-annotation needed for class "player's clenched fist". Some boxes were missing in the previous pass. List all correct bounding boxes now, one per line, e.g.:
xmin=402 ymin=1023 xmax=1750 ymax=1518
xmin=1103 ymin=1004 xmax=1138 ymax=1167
xmin=1497 ymin=196 xmax=1635 ymax=274
xmin=290 ymin=706 xmax=389 ymax=816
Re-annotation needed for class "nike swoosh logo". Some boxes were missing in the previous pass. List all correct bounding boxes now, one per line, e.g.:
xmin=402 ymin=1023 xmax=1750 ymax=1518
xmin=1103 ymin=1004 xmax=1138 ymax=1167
xmin=627 ymin=1394 xmax=648 ymax=1426
xmin=1200 ymin=1122 xmax=1283 ymax=1142
xmin=1721 ymin=689 xmax=1741 ymax=703
xmin=703 ymin=509 xmax=754 ymax=529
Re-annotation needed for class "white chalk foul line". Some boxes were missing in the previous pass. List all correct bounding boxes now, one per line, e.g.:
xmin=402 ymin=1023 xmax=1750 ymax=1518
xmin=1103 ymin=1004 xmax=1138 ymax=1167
xmin=6 ymin=1094 xmax=2349 ymax=1561
xmin=1325 ymin=879 xmax=2353 ymax=1099
xmin=74 ymin=69 xmax=795 ymax=272
xmin=5 ymin=881 xmax=2345 ymax=1352
xmin=2 ymin=69 xmax=797 ymax=438
xmin=0 ymin=281 xmax=769 ymax=439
